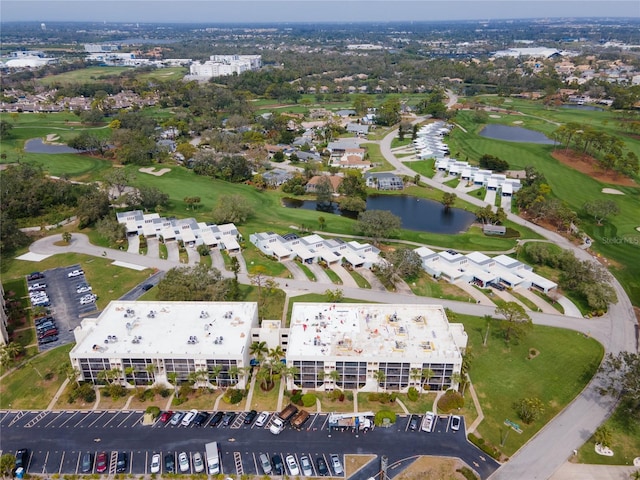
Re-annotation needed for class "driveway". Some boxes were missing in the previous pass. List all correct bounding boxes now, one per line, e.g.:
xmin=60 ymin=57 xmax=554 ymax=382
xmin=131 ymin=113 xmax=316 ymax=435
xmin=455 ymin=282 xmax=494 ymax=306
xmin=500 ymin=194 xmax=512 ymax=212
xmin=186 ymin=245 xmax=200 ymax=264
xmin=307 ymin=263 xmax=331 ymax=284
xmin=127 ymin=234 xmax=139 ymax=253
xmin=514 ymin=287 xmax=558 ymax=314
xmin=283 ymin=260 xmax=308 ymax=282
xmin=558 ymin=295 xmax=583 ymax=318
xmin=484 ymin=189 xmax=497 ymax=206
xmin=210 ymin=248 xmax=226 ymax=272
xmin=165 ymin=240 xmax=179 ymax=262
xmin=328 ymin=263 xmax=358 ymax=288
xmin=357 ymin=268 xmax=387 ymax=291
xmin=146 ymin=237 xmax=159 ymax=259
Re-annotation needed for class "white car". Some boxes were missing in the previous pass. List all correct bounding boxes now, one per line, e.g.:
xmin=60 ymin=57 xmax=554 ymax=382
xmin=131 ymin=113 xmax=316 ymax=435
xmin=67 ymin=269 xmax=84 ymax=278
xmin=150 ymin=454 xmax=161 ymax=474
xmin=76 ymin=285 xmax=92 ymax=294
xmin=193 ymin=452 xmax=204 ymax=473
xmin=330 ymin=454 xmax=343 ymax=475
xmin=80 ymin=294 xmax=97 ymax=305
xmin=28 ymin=283 xmax=47 ymax=291
xmin=300 ymin=455 xmax=313 ymax=476
xmin=178 ymin=452 xmax=190 ymax=473
xmin=181 ymin=409 xmax=198 ymax=426
xmin=254 ymin=411 xmax=270 ymax=427
xmin=286 ymin=455 xmax=299 ymax=476
xmin=451 ymin=415 xmax=461 ymax=431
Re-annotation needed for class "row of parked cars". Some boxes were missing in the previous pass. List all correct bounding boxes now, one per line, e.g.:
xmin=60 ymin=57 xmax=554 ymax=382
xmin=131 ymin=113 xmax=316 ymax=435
xmin=35 ymin=315 xmax=59 ymax=345
xmin=150 ymin=452 xmax=204 ymax=474
xmin=264 ymin=453 xmax=342 ymax=477
xmin=27 ymin=272 xmax=50 ymax=308
xmin=159 ymin=409 xmax=269 ymax=428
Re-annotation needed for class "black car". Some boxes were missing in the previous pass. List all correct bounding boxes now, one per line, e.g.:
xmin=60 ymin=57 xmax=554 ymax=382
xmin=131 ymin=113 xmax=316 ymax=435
xmin=35 ymin=316 xmax=54 ymax=326
xmin=272 ymin=455 xmax=284 ymax=475
xmin=409 ymin=415 xmax=420 ymax=431
xmin=116 ymin=452 xmax=128 ymax=473
xmin=222 ymin=411 xmax=236 ymax=426
xmin=316 ymin=457 xmax=329 ymax=476
xmin=142 ymin=283 xmax=154 ymax=291
xmin=81 ymin=453 xmax=93 ymax=473
xmin=38 ymin=335 xmax=59 ymax=345
xmin=209 ymin=411 xmax=224 ymax=427
xmin=15 ymin=449 xmax=28 ymax=470
xmin=164 ymin=454 xmax=175 ymax=473
xmin=27 ymin=272 xmax=44 ymax=281
xmin=244 ymin=409 xmax=258 ymax=424
xmin=193 ymin=411 xmax=210 ymax=426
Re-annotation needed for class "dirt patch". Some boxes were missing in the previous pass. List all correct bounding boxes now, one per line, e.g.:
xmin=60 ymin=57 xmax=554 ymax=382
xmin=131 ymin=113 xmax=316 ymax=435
xmin=551 ymin=150 xmax=636 ymax=187
xmin=393 ymin=456 xmax=470 ymax=480
xmin=139 ymin=167 xmax=171 ymax=177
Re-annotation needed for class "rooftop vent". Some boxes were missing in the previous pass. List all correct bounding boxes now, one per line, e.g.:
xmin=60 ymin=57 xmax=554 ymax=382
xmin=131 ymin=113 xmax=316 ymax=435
xmin=213 ymin=336 xmax=224 ymax=345
xmin=104 ymin=335 xmax=118 ymax=344
xmin=131 ymin=335 xmax=142 ymax=344
xmin=147 ymin=310 xmax=156 ymax=318
xmin=187 ymin=335 xmax=199 ymax=345
xmin=223 ymin=311 xmax=233 ymax=319
xmin=199 ymin=311 xmax=209 ymax=319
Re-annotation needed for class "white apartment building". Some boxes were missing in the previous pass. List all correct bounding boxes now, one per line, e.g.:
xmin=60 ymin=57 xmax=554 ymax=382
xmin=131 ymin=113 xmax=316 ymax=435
xmin=189 ymin=55 xmax=262 ymax=79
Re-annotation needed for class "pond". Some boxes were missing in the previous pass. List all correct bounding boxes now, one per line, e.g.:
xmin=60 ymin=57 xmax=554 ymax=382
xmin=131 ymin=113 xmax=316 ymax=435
xmin=561 ymin=104 xmax=604 ymax=111
xmin=24 ymin=138 xmax=82 ymax=154
xmin=282 ymin=194 xmax=476 ymax=234
xmin=479 ymin=124 xmax=555 ymax=144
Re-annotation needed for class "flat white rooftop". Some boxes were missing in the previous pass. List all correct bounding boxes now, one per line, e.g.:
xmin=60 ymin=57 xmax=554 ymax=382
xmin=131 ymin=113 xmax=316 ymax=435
xmin=287 ymin=303 xmax=464 ymax=362
xmin=71 ymin=301 xmax=257 ymax=359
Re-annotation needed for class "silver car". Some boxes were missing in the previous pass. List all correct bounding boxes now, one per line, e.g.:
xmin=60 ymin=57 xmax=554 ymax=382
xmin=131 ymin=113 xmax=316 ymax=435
xmin=330 ymin=454 xmax=343 ymax=475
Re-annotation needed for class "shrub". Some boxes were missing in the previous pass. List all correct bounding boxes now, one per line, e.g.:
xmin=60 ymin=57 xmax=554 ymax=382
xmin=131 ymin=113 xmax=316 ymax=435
xmin=513 ymin=397 xmax=544 ymax=424
xmin=438 ymin=389 xmax=464 ymax=413
xmin=145 ymin=406 xmax=161 ymax=418
xmin=374 ymin=409 xmax=397 ymax=426
xmin=468 ymin=433 xmax=501 ymax=460
xmin=302 ymin=393 xmax=317 ymax=408
xmin=338 ymin=393 xmax=345 ymax=402
xmin=407 ymin=386 xmax=419 ymax=401
xmin=158 ymin=388 xmax=171 ymax=398
xmin=330 ymin=389 xmax=343 ymax=401
xmin=178 ymin=384 xmax=192 ymax=398
xmin=291 ymin=392 xmax=303 ymax=405
xmin=457 ymin=466 xmax=479 ymax=480
xmin=172 ymin=396 xmax=185 ymax=406
xmin=224 ymin=388 xmax=244 ymax=404
xmin=107 ymin=383 xmax=127 ymax=399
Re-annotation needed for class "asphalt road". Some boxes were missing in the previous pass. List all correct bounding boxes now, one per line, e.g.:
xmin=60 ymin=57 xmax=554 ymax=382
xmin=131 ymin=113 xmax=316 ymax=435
xmin=0 ymin=410 xmax=498 ymax=478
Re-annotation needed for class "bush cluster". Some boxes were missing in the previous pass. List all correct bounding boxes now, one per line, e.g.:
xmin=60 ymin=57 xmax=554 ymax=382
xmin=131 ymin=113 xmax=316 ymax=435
xmin=67 ymin=382 xmax=96 ymax=404
xmin=373 ymin=409 xmax=397 ymax=426
xmin=328 ymin=389 xmax=345 ymax=401
xmin=468 ymin=433 xmax=501 ymax=460
xmin=437 ymin=389 xmax=464 ymax=413
xmin=302 ymin=393 xmax=317 ymax=407
xmin=145 ymin=406 xmax=161 ymax=418
xmin=407 ymin=386 xmax=419 ymax=401
xmin=223 ymin=388 xmax=244 ymax=404
xmin=367 ymin=392 xmax=398 ymax=404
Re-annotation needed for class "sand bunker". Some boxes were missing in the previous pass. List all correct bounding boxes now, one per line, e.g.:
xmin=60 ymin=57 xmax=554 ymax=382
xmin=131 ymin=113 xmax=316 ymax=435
xmin=602 ymin=188 xmax=624 ymax=195
xmin=489 ymin=114 xmax=501 ymax=118
xmin=139 ymin=167 xmax=171 ymax=176
xmin=512 ymin=120 xmax=523 ymax=124
xmin=46 ymin=134 xmax=60 ymax=142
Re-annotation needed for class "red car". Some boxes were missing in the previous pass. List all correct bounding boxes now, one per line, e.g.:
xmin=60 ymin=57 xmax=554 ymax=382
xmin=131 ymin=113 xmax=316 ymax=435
xmin=159 ymin=410 xmax=174 ymax=423
xmin=96 ymin=452 xmax=108 ymax=473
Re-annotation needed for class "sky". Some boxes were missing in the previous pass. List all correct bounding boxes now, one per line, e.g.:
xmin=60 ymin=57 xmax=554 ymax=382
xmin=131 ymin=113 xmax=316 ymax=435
xmin=1 ymin=0 xmax=638 ymax=23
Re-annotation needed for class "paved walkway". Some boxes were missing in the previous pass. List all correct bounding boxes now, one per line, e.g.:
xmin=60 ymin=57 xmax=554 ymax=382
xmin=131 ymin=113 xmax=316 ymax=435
xmin=244 ymin=370 xmax=258 ymax=411
xmin=276 ymin=376 xmax=286 ymax=411
xmin=395 ymin=397 xmax=409 ymax=414
xmin=549 ymin=462 xmax=637 ymax=480
xmin=47 ymin=378 xmax=70 ymax=410
xmin=465 ymin=380 xmax=485 ymax=435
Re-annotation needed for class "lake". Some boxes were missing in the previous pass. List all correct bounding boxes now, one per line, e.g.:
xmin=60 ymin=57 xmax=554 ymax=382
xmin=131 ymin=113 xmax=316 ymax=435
xmin=282 ymin=195 xmax=476 ymax=234
xmin=561 ymin=104 xmax=603 ymax=111
xmin=479 ymin=124 xmax=555 ymax=144
xmin=24 ymin=138 xmax=82 ymax=154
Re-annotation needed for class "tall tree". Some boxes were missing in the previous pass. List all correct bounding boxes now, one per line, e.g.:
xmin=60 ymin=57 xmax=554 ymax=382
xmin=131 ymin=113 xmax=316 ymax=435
xmin=495 ymin=302 xmax=532 ymax=343
xmin=357 ymin=210 xmax=402 ymax=245
xmin=441 ymin=192 xmax=457 ymax=211
xmin=583 ymin=199 xmax=619 ymax=225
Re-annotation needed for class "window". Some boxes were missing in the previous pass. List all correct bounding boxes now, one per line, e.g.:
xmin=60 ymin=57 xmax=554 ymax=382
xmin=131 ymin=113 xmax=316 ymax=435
xmin=291 ymin=360 xmax=324 ymax=388
xmin=79 ymin=358 xmax=111 ymax=383
xmin=336 ymin=361 xmax=367 ymax=389
xmin=378 ymin=362 xmax=410 ymax=390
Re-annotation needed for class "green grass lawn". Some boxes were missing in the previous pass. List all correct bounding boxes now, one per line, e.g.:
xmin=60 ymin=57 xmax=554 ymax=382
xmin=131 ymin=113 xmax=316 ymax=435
xmin=37 ymin=66 xmax=131 ymax=86
xmin=461 ymin=313 xmax=604 ymax=457
xmin=409 ymin=274 xmax=473 ymax=302
xmin=242 ymin=243 xmax=290 ymax=278
xmin=391 ymin=137 xmax=413 ymax=149
xmin=298 ymin=262 xmax=316 ymax=281
xmin=404 ymin=159 xmax=435 ymax=178
xmin=0 ymin=343 xmax=74 ymax=409
xmin=362 ymin=142 xmax=394 ymax=172
xmin=349 ymin=269 xmax=371 ymax=289
xmin=323 ymin=267 xmax=342 ymax=285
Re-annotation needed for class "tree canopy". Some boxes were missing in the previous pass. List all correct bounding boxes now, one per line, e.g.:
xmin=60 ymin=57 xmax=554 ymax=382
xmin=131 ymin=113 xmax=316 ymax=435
xmin=157 ymin=264 xmax=231 ymax=301
xmin=356 ymin=210 xmax=402 ymax=244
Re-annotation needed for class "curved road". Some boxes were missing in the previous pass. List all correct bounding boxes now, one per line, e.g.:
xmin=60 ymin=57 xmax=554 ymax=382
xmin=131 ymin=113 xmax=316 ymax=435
xmin=378 ymin=115 xmax=637 ymax=479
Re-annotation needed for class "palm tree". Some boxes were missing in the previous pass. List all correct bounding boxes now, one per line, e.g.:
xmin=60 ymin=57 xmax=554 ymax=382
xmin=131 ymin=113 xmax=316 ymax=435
xmin=269 ymin=346 xmax=285 ymax=364
xmin=374 ymin=370 xmax=386 ymax=392
xmin=228 ymin=365 xmax=240 ymax=386
xmin=167 ymin=372 xmax=179 ymax=397
xmin=209 ymin=365 xmax=223 ymax=386
xmin=328 ymin=370 xmax=341 ymax=388
xmin=256 ymin=366 xmax=272 ymax=391
xmin=249 ymin=341 xmax=268 ymax=364
xmin=410 ymin=368 xmax=423 ymax=388
xmin=629 ymin=469 xmax=640 ymax=480
xmin=145 ymin=364 xmax=157 ymax=384
xmin=124 ymin=367 xmax=136 ymax=385
xmin=450 ymin=372 xmax=463 ymax=392
xmin=282 ymin=365 xmax=300 ymax=388
xmin=421 ymin=368 xmax=434 ymax=391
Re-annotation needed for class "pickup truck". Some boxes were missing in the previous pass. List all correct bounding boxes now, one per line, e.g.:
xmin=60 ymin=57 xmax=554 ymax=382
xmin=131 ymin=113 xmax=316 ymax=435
xmin=269 ymin=403 xmax=299 ymax=434
xmin=290 ymin=409 xmax=310 ymax=429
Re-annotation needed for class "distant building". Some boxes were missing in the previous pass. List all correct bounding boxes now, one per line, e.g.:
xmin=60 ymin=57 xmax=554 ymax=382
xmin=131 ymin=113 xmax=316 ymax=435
xmin=188 ymin=55 xmax=261 ymax=79
xmin=364 ymin=172 xmax=404 ymax=191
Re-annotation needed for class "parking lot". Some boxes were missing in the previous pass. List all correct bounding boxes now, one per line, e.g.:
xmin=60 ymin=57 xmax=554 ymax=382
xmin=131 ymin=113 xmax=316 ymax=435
xmin=1 ymin=409 xmax=497 ymax=478
xmin=26 ymin=264 xmax=97 ymax=351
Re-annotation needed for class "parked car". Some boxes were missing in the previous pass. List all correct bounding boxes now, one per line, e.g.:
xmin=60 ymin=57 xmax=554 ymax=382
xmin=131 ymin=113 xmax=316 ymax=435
xmin=286 ymin=455 xmax=300 ymax=476
xmin=178 ymin=452 xmax=189 ymax=473
xmin=193 ymin=452 xmax=204 ymax=473
xmin=209 ymin=411 xmax=224 ymax=427
xmin=258 ymin=453 xmax=272 ymax=475
xmin=222 ymin=411 xmax=236 ymax=426
xmin=80 ymin=294 xmax=97 ymax=305
xmin=38 ymin=329 xmax=59 ymax=339
xmin=159 ymin=410 xmax=174 ymax=423
xmin=80 ymin=452 xmax=93 ymax=473
xmin=95 ymin=452 xmax=108 ymax=473
xmin=244 ymin=409 xmax=257 ymax=424
xmin=254 ymin=411 xmax=270 ymax=427
xmin=28 ymin=283 xmax=47 ymax=291
xmin=35 ymin=316 xmax=54 ymax=325
xmin=150 ymin=454 xmax=161 ymax=474
xmin=38 ymin=335 xmax=58 ymax=345
xmin=300 ymin=455 xmax=313 ymax=476
xmin=272 ymin=455 xmax=284 ymax=475
xmin=409 ymin=415 xmax=420 ymax=431
xmin=27 ymin=272 xmax=44 ymax=281
xmin=68 ymin=269 xmax=84 ymax=278
xmin=116 ymin=452 xmax=128 ymax=473
xmin=330 ymin=454 xmax=343 ymax=475
xmin=169 ymin=411 xmax=184 ymax=426
xmin=76 ymin=285 xmax=92 ymax=294
xmin=15 ymin=449 xmax=28 ymax=470
xmin=164 ymin=454 xmax=175 ymax=473
xmin=193 ymin=411 xmax=210 ymax=426
xmin=181 ymin=409 xmax=198 ymax=426
xmin=451 ymin=415 xmax=461 ymax=431
xmin=316 ymin=457 xmax=329 ymax=476
xmin=142 ymin=283 xmax=154 ymax=291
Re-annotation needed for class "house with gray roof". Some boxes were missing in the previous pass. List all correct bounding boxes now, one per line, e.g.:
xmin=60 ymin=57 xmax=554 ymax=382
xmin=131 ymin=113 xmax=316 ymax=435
xmin=364 ymin=172 xmax=404 ymax=190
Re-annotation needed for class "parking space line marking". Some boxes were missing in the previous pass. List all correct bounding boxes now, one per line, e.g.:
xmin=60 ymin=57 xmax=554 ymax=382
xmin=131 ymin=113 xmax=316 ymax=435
xmin=74 ymin=451 xmax=81 ymax=474
xmin=43 ymin=411 xmax=65 ymax=428
xmin=41 ymin=451 xmax=49 ymax=474
xmin=87 ymin=411 xmax=107 ymax=428
xmin=233 ymin=451 xmax=243 ymax=476
xmin=59 ymin=411 xmax=79 ymax=428
xmin=24 ymin=411 xmax=49 ymax=428
xmin=116 ymin=411 xmax=135 ymax=428
xmin=319 ymin=414 xmax=330 ymax=430
xmin=8 ymin=411 xmax=26 ymax=427
xmin=58 ymin=451 xmax=65 ymax=474
xmin=73 ymin=411 xmax=92 ymax=428
xmin=103 ymin=412 xmax=120 ymax=427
